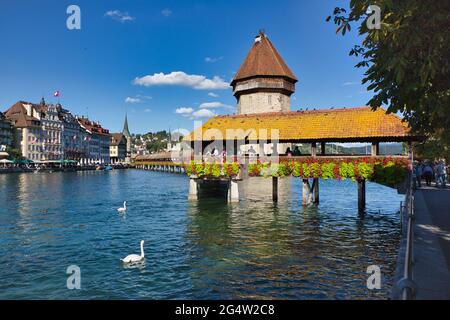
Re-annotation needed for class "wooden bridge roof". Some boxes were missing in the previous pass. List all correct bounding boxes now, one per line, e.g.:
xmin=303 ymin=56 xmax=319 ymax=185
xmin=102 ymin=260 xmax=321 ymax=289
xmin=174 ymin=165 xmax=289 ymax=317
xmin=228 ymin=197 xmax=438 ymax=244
xmin=134 ymin=152 xmax=173 ymax=161
xmin=185 ymin=106 xmax=417 ymax=143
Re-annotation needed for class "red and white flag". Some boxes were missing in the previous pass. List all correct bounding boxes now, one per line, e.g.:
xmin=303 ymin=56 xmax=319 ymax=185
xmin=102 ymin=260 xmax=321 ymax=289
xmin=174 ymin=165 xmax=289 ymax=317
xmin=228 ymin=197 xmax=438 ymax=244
xmin=53 ymin=90 xmax=60 ymax=97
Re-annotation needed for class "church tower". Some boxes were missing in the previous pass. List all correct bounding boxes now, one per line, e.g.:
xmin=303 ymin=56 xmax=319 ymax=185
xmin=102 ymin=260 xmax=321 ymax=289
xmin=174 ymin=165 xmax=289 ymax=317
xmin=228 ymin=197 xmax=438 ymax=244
xmin=122 ymin=114 xmax=132 ymax=163
xmin=231 ymin=31 xmax=297 ymax=114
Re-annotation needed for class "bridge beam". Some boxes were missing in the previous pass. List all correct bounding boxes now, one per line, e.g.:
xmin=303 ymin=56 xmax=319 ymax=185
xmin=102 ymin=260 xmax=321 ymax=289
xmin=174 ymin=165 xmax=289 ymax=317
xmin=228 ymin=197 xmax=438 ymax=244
xmin=321 ymin=142 xmax=326 ymax=155
xmin=272 ymin=177 xmax=278 ymax=202
xmin=311 ymin=142 xmax=317 ymax=157
xmin=371 ymin=142 xmax=380 ymax=156
xmin=228 ymin=179 xmax=239 ymax=202
xmin=188 ymin=177 xmax=198 ymax=201
xmin=302 ymin=179 xmax=310 ymax=205
xmin=313 ymin=178 xmax=319 ymax=203
xmin=358 ymin=179 xmax=366 ymax=214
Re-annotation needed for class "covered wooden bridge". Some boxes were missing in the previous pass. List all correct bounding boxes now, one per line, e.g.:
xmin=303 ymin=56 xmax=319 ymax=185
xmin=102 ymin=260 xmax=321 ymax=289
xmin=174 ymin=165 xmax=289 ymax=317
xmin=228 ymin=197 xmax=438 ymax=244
xmin=184 ymin=106 xmax=420 ymax=212
xmin=134 ymin=151 xmax=186 ymax=173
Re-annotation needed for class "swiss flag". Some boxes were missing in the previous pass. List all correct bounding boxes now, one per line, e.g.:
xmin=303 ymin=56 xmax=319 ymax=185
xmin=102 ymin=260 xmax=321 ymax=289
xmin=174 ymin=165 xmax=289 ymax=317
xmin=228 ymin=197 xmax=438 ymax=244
xmin=53 ymin=90 xmax=60 ymax=97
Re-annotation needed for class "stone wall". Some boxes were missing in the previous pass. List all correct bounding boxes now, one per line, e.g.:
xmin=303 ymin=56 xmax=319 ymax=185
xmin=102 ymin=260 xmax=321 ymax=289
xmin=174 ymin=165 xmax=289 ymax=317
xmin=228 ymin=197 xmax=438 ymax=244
xmin=237 ymin=92 xmax=290 ymax=114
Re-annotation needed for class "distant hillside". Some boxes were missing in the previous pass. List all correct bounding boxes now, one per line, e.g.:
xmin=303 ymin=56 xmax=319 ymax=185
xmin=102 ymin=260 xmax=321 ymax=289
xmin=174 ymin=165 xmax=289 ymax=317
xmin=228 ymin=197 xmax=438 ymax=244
xmin=131 ymin=131 xmax=184 ymax=154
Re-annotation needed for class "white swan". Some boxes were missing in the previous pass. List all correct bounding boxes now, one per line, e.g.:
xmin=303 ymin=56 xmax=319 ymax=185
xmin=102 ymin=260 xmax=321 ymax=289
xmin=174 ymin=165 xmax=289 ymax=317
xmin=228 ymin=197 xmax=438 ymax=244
xmin=117 ymin=201 xmax=127 ymax=213
xmin=121 ymin=240 xmax=145 ymax=263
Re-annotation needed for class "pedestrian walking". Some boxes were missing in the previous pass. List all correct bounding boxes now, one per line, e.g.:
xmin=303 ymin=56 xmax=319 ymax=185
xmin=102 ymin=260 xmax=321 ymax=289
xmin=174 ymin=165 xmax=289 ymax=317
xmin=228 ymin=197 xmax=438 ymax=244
xmin=415 ymin=161 xmax=423 ymax=188
xmin=423 ymin=163 xmax=433 ymax=187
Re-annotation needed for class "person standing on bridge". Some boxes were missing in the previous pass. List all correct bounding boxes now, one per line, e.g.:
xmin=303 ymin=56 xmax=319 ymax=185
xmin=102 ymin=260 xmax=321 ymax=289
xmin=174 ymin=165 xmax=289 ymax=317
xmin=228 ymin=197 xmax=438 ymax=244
xmin=423 ymin=162 xmax=433 ymax=187
xmin=415 ymin=161 xmax=423 ymax=188
xmin=436 ymin=161 xmax=446 ymax=188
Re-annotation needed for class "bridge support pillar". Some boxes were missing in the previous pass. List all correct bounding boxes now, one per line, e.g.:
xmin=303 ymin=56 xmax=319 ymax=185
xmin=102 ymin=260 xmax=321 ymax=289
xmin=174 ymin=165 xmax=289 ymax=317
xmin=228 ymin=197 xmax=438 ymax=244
xmin=302 ymin=178 xmax=319 ymax=205
xmin=302 ymin=179 xmax=310 ymax=205
xmin=313 ymin=178 xmax=319 ymax=203
xmin=272 ymin=177 xmax=278 ymax=202
xmin=188 ymin=177 xmax=198 ymax=201
xmin=228 ymin=179 xmax=239 ymax=202
xmin=358 ymin=179 xmax=366 ymax=214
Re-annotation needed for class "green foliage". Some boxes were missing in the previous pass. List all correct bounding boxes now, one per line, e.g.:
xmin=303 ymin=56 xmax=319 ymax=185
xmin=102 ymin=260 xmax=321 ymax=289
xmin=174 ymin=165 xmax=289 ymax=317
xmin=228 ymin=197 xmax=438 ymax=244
xmin=187 ymin=161 xmax=240 ymax=178
xmin=187 ymin=158 xmax=408 ymax=187
xmin=321 ymin=162 xmax=336 ymax=179
xmin=6 ymin=147 xmax=23 ymax=160
xmin=339 ymin=162 xmax=356 ymax=180
xmin=357 ymin=161 xmax=374 ymax=180
xmin=328 ymin=1 xmax=450 ymax=153
xmin=291 ymin=162 xmax=302 ymax=177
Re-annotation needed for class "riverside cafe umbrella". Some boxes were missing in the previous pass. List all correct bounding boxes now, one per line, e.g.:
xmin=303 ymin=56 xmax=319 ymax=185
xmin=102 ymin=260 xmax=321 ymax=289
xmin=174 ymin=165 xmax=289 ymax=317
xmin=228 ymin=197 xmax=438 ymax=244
xmin=48 ymin=159 xmax=77 ymax=166
xmin=12 ymin=159 xmax=33 ymax=165
xmin=0 ymin=159 xmax=13 ymax=167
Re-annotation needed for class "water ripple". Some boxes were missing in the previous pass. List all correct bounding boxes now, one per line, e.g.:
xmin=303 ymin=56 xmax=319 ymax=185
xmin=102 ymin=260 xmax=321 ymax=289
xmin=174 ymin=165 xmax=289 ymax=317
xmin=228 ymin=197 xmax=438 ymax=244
xmin=0 ymin=170 xmax=402 ymax=299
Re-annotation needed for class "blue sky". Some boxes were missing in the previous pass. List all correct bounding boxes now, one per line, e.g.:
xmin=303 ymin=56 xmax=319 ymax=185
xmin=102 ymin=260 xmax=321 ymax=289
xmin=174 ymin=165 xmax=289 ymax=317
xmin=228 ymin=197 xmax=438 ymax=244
xmin=0 ymin=0 xmax=371 ymax=134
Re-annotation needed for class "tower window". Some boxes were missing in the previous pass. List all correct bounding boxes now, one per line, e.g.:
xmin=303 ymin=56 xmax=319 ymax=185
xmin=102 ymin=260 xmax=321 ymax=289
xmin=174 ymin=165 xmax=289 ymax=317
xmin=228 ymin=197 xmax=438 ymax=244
xmin=268 ymin=95 xmax=272 ymax=105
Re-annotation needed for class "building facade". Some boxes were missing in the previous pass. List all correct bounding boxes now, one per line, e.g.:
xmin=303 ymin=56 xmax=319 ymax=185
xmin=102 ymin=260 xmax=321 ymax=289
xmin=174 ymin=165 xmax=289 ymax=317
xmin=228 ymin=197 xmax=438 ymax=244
xmin=60 ymin=109 xmax=87 ymax=161
xmin=4 ymin=100 xmax=113 ymax=163
xmin=0 ymin=111 xmax=14 ymax=156
xmin=36 ymin=100 xmax=64 ymax=161
xmin=5 ymin=101 xmax=44 ymax=161
xmin=77 ymin=117 xmax=111 ymax=164
xmin=110 ymin=133 xmax=126 ymax=163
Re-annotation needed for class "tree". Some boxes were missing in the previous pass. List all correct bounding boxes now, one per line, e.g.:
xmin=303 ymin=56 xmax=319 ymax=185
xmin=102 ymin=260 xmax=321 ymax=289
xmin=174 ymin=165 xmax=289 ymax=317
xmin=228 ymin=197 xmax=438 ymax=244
xmin=327 ymin=1 xmax=450 ymax=155
xmin=6 ymin=146 xmax=23 ymax=160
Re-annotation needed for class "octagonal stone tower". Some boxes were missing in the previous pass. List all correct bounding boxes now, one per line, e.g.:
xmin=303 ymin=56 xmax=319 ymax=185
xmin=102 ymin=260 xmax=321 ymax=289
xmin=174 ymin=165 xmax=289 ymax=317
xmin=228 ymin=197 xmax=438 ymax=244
xmin=231 ymin=31 xmax=297 ymax=115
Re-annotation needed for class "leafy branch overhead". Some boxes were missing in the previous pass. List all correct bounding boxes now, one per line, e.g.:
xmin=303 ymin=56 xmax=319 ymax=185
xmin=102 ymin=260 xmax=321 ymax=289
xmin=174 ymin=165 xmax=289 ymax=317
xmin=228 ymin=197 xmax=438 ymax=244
xmin=327 ymin=1 xmax=450 ymax=155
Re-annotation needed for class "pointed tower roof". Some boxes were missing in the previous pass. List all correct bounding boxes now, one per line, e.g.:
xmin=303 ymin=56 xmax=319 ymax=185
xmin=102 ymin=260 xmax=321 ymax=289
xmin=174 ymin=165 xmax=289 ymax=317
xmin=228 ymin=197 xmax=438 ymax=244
xmin=231 ymin=31 xmax=297 ymax=86
xmin=122 ymin=114 xmax=131 ymax=137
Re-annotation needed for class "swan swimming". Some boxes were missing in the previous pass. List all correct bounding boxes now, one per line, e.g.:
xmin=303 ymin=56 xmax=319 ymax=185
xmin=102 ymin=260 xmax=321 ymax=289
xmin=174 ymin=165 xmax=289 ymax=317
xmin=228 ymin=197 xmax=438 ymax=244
xmin=117 ymin=201 xmax=127 ymax=213
xmin=121 ymin=240 xmax=145 ymax=263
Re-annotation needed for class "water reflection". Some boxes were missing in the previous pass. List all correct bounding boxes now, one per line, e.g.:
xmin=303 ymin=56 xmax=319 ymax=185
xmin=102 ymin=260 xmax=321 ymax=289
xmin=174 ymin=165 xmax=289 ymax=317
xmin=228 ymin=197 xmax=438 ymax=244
xmin=185 ymin=177 xmax=401 ymax=299
xmin=0 ymin=171 xmax=402 ymax=299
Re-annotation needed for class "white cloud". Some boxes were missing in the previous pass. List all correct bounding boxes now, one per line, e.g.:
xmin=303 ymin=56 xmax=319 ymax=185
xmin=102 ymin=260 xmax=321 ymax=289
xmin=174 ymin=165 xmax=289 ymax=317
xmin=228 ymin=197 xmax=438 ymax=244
xmin=342 ymin=81 xmax=359 ymax=86
xmin=136 ymin=94 xmax=152 ymax=100
xmin=133 ymin=71 xmax=230 ymax=90
xmin=125 ymin=97 xmax=141 ymax=103
xmin=205 ymin=56 xmax=223 ymax=63
xmin=161 ymin=8 xmax=172 ymax=17
xmin=143 ymin=108 xmax=151 ymax=113
xmin=208 ymin=92 xmax=219 ymax=98
xmin=105 ymin=10 xmax=135 ymax=23
xmin=199 ymin=102 xmax=233 ymax=110
xmin=192 ymin=109 xmax=215 ymax=118
xmin=175 ymin=107 xmax=194 ymax=115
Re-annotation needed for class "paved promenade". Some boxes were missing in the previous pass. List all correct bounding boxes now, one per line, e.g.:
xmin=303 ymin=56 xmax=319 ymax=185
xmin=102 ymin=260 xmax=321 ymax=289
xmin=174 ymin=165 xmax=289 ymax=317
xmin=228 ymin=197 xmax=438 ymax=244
xmin=413 ymin=187 xmax=450 ymax=299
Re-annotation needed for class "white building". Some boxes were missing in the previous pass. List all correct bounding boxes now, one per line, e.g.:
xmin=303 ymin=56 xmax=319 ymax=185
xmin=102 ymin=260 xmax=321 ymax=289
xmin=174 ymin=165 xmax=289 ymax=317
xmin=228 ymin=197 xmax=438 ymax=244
xmin=60 ymin=108 xmax=87 ymax=160
xmin=35 ymin=100 xmax=64 ymax=161
xmin=77 ymin=117 xmax=111 ymax=164
xmin=5 ymin=101 xmax=44 ymax=161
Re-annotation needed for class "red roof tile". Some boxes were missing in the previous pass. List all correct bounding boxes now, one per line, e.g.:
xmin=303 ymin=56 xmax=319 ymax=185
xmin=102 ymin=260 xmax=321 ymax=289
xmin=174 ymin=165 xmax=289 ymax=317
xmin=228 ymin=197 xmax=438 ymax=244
xmin=232 ymin=32 xmax=297 ymax=85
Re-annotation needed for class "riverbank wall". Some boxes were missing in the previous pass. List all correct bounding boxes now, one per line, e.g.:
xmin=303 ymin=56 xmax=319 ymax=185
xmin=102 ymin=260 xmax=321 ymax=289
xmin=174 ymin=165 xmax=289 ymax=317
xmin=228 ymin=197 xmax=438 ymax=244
xmin=0 ymin=165 xmax=134 ymax=174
